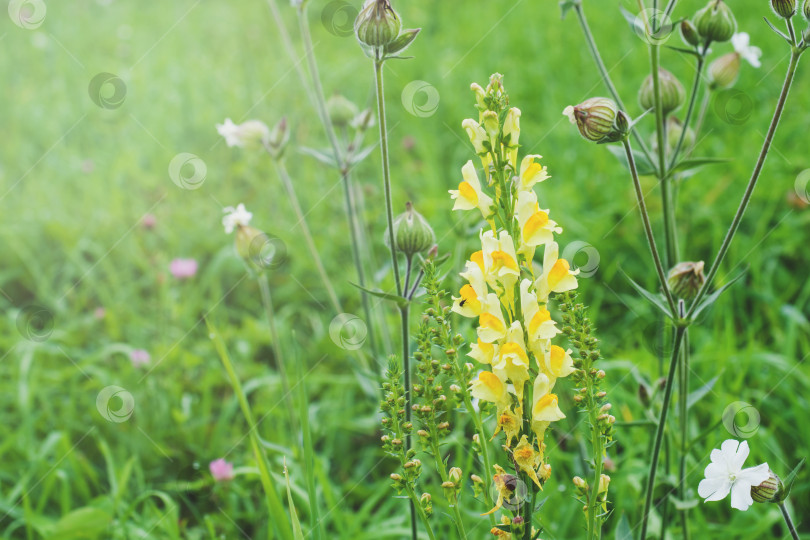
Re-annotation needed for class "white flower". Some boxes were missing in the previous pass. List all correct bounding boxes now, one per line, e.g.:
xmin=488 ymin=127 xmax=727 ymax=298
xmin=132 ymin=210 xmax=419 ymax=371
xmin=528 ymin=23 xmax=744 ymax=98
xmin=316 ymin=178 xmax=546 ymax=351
xmin=698 ymin=439 xmax=769 ymax=511
xmin=222 ymin=203 xmax=253 ymax=234
xmin=731 ymin=33 xmax=762 ymax=68
xmin=216 ymin=118 xmax=270 ymax=148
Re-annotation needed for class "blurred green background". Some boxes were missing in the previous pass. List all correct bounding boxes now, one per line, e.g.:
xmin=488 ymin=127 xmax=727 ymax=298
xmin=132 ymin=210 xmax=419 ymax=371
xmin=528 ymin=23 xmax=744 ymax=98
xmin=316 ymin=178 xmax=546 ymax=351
xmin=2 ymin=0 xmax=809 ymax=538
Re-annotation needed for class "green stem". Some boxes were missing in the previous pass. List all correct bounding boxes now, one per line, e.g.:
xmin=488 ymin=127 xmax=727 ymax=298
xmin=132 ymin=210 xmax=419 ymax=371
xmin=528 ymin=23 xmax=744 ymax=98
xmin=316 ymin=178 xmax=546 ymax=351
xmin=428 ymin=436 xmax=468 ymax=539
xmin=779 ymin=502 xmax=800 ymax=540
xmin=208 ymin=320 xmax=294 ymax=540
xmin=572 ymin=2 xmax=656 ymax=168
xmin=265 ymin=0 xmax=315 ymax=107
xmin=639 ymin=324 xmax=687 ymax=540
xmin=687 ymin=48 xmax=803 ymax=319
xmin=622 ymin=139 xmax=678 ymax=315
xmin=691 ymin=90 xmax=710 ymax=151
xmin=374 ymin=58 xmax=403 ymax=296
xmin=400 ymin=304 xmax=416 ymax=540
xmin=406 ymin=486 xmax=437 ymax=540
xmin=678 ymin=321 xmax=690 ymax=540
xmin=650 ymin=45 xmax=677 ymax=268
xmin=587 ymin=396 xmax=604 ymax=540
xmin=258 ymin=273 xmax=297 ymax=433
xmin=521 ymin=382 xmax=534 ymax=540
xmin=272 ymin=158 xmax=342 ymax=314
xmin=667 ymin=57 xmax=705 ymax=172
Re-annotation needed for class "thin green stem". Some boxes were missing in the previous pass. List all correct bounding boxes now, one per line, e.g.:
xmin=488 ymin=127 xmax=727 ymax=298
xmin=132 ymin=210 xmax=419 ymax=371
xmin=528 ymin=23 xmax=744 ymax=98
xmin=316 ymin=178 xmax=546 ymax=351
xmin=587 ymin=395 xmax=604 ymax=540
xmin=208 ymin=320 xmax=294 ymax=540
xmin=405 ymin=486 xmax=437 ymax=540
xmin=678 ymin=321 xmax=690 ymax=540
xmin=572 ymin=2 xmax=656 ymax=168
xmin=779 ymin=502 xmax=801 ymax=540
xmin=272 ymin=157 xmax=342 ymax=314
xmin=400 ymin=304 xmax=416 ymax=540
xmin=374 ymin=58 xmax=403 ymax=296
xmin=687 ymin=48 xmax=803 ymax=319
xmin=428 ymin=434 xmax=468 ymax=539
xmin=667 ymin=57 xmax=705 ymax=172
xmin=521 ymin=382 xmax=534 ymax=540
xmin=650 ymin=45 xmax=677 ymax=268
xmin=622 ymin=139 xmax=678 ymax=315
xmin=258 ymin=274 xmax=298 ymax=434
xmin=691 ymin=90 xmax=710 ymax=150
xmin=265 ymin=0 xmax=315 ymax=107
xmin=639 ymin=324 xmax=687 ymax=540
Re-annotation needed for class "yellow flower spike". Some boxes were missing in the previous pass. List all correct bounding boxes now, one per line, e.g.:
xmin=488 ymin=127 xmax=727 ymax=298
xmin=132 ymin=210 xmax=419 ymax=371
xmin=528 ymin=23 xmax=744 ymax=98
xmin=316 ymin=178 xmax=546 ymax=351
xmin=482 ymin=465 xmax=517 ymax=516
xmin=513 ymin=435 xmax=543 ymax=489
xmin=449 ymin=160 xmax=495 ymax=219
xmin=495 ymin=407 xmax=522 ymax=448
xmin=516 ymin=191 xmax=561 ymax=256
xmin=462 ymin=118 xmax=489 ymax=155
xmin=492 ymin=322 xmax=530 ymax=401
xmin=518 ymin=154 xmax=551 ymax=191
xmin=477 ymin=293 xmax=508 ymax=343
xmin=470 ymin=370 xmax=508 ymax=406
xmin=535 ymin=241 xmax=579 ymax=301
xmin=543 ymin=345 xmax=576 ymax=381
xmin=468 ymin=339 xmax=497 ymax=365
xmin=482 ymin=110 xmax=500 ymax=146
xmin=503 ymin=107 xmax=521 ymax=169
xmin=520 ymin=280 xmax=560 ymax=347
xmin=451 ymin=260 xmax=488 ymax=318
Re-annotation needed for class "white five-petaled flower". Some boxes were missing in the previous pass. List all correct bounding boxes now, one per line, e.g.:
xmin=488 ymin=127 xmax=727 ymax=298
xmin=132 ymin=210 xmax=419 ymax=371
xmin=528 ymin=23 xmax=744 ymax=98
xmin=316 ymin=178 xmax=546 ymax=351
xmin=698 ymin=439 xmax=769 ymax=511
xmin=731 ymin=33 xmax=762 ymax=68
xmin=222 ymin=204 xmax=253 ymax=234
xmin=216 ymin=118 xmax=270 ymax=148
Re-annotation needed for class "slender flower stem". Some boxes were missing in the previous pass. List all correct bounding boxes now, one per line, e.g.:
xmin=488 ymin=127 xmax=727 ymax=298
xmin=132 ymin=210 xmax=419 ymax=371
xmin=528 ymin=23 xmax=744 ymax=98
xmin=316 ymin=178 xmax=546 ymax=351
xmin=572 ymin=2 xmax=656 ymax=167
xmin=622 ymin=139 xmax=678 ymax=314
xmin=691 ymin=90 xmax=710 ymax=150
xmin=272 ymin=157 xmax=342 ymax=314
xmin=258 ymin=273 xmax=297 ymax=433
xmin=686 ymin=48 xmax=804 ymax=319
xmin=400 ymin=304 xmax=416 ymax=540
xmin=265 ymin=0 xmax=315 ymax=107
xmin=650 ymin=45 xmax=677 ymax=268
xmin=678 ymin=303 xmax=690 ymax=540
xmin=587 ymin=392 xmax=605 ymax=540
xmin=667 ymin=57 xmax=705 ymax=172
xmin=779 ymin=502 xmax=801 ymax=540
xmin=374 ymin=58 xmax=403 ymax=296
xmin=639 ymin=324 xmax=687 ymax=540
xmin=405 ymin=486 xmax=437 ymax=540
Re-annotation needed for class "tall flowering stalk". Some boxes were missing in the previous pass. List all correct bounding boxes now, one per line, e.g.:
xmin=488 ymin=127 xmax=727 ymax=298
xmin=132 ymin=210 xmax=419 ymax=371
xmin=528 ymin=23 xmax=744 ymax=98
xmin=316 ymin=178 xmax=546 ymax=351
xmin=449 ymin=74 xmax=585 ymax=539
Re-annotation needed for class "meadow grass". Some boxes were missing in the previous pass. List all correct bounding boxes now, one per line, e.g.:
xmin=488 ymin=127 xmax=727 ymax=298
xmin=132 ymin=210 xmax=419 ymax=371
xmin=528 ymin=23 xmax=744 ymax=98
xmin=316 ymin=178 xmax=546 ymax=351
xmin=1 ymin=0 xmax=809 ymax=538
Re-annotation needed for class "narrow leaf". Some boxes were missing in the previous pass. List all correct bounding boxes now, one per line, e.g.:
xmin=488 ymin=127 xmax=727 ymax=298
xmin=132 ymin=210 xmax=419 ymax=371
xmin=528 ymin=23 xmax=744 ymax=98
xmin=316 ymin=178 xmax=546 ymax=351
xmin=349 ymin=282 xmax=410 ymax=309
xmin=348 ymin=145 xmax=376 ymax=166
xmin=607 ymin=145 xmax=657 ymax=176
xmin=670 ymin=156 xmax=731 ymax=174
xmin=665 ymin=45 xmax=701 ymax=57
xmin=669 ymin=495 xmax=700 ymax=510
xmin=384 ymin=28 xmax=420 ymax=56
xmin=559 ymin=0 xmax=577 ymax=19
xmin=620 ymin=269 xmax=673 ymax=318
xmin=299 ymin=146 xmax=339 ymax=169
xmin=687 ymin=376 xmax=719 ymax=410
xmin=763 ymin=17 xmax=792 ymax=43
xmin=284 ymin=460 xmax=306 ymax=540
xmin=779 ymin=458 xmax=805 ymax=501
xmin=615 ymin=514 xmax=633 ymax=540
xmin=691 ymin=270 xmax=746 ymax=320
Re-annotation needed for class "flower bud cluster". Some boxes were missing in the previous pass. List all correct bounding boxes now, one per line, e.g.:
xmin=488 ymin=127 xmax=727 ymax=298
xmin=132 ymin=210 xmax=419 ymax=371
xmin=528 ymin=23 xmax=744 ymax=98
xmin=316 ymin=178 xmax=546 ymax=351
xmin=380 ymin=359 xmax=421 ymax=494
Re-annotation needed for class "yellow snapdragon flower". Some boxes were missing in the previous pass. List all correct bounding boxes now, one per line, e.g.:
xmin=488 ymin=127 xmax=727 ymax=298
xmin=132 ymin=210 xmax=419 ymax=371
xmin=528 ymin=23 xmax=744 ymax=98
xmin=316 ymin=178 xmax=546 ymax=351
xmin=518 ymin=155 xmax=551 ymax=191
xmin=449 ymin=160 xmax=495 ymax=218
xmin=516 ymin=191 xmax=561 ymax=258
xmin=535 ymin=241 xmax=579 ymax=301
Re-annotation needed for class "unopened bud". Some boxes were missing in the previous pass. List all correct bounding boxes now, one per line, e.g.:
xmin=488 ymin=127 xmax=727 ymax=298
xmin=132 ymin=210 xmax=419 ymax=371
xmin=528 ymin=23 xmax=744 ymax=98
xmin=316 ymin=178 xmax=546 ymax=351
xmin=266 ymin=117 xmax=289 ymax=158
xmin=771 ymin=0 xmax=797 ymax=18
xmin=680 ymin=20 xmax=700 ymax=47
xmin=326 ymin=94 xmax=359 ymax=128
xmin=804 ymin=0 xmax=810 ymax=20
xmin=563 ymin=97 xmax=629 ymax=144
xmin=390 ymin=473 xmax=403 ymax=481
xmin=420 ymin=492 xmax=433 ymax=515
xmin=386 ymin=202 xmax=435 ymax=257
xmin=667 ymin=261 xmax=706 ymax=300
xmin=539 ymin=463 xmax=552 ymax=481
xmin=694 ymin=0 xmax=737 ymax=43
xmin=639 ymin=69 xmax=685 ymax=116
xmin=448 ymin=467 xmax=463 ymax=484
xmin=751 ymin=470 xmax=785 ymax=503
xmin=598 ymin=474 xmax=611 ymax=494
xmin=708 ymin=53 xmax=741 ymax=90
xmin=471 ymin=474 xmax=483 ymax=484
xmin=354 ymin=0 xmax=402 ymax=48
xmin=573 ymin=476 xmax=588 ymax=490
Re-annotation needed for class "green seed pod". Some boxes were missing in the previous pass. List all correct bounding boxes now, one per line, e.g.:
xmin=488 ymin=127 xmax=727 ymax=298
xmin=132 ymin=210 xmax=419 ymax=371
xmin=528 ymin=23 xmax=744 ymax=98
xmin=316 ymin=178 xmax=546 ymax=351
xmin=326 ymin=94 xmax=359 ymax=128
xmin=804 ymin=0 xmax=810 ymax=20
xmin=266 ymin=117 xmax=289 ymax=159
xmin=708 ymin=52 xmax=741 ymax=89
xmin=387 ymin=202 xmax=435 ymax=257
xmin=667 ymin=261 xmax=706 ymax=300
xmin=639 ymin=69 xmax=686 ymax=116
xmin=771 ymin=0 xmax=797 ymax=18
xmin=563 ymin=97 xmax=628 ymax=144
xmin=694 ymin=0 xmax=737 ymax=43
xmin=680 ymin=20 xmax=701 ymax=47
xmin=354 ymin=0 xmax=402 ymax=48
xmin=751 ymin=470 xmax=784 ymax=503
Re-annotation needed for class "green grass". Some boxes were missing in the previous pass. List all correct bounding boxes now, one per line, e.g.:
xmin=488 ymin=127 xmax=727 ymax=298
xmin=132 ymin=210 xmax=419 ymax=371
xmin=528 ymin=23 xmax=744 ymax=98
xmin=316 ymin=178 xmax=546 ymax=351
xmin=2 ymin=0 xmax=809 ymax=538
